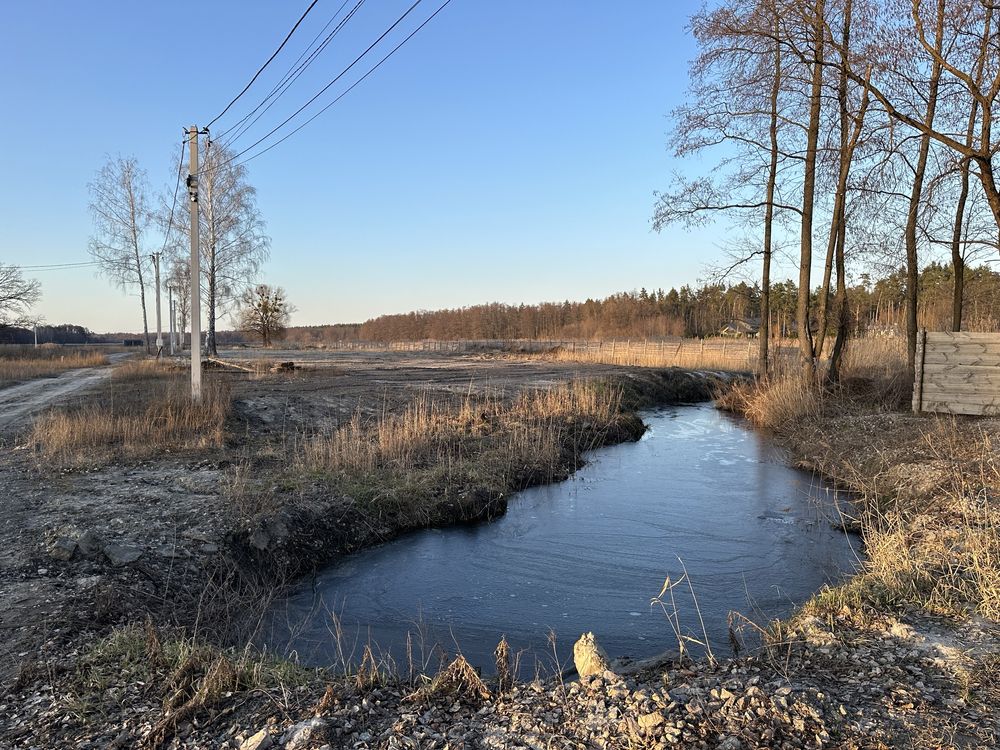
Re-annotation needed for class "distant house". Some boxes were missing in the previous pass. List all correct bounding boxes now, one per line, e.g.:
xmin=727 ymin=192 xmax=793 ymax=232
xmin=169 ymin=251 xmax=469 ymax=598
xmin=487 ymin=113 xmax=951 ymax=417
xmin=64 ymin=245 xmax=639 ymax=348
xmin=719 ymin=319 xmax=759 ymax=338
xmin=122 ymin=339 xmax=144 ymax=347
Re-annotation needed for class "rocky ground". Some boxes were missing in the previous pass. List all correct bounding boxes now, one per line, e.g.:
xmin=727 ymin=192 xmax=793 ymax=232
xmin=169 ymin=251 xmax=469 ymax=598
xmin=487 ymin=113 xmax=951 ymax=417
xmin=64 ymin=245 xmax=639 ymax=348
xmin=1 ymin=352 xmax=998 ymax=749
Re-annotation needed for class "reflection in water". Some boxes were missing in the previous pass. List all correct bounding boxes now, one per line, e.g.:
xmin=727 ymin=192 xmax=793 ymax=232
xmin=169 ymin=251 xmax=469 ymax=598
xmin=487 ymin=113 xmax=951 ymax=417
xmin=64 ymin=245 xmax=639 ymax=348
xmin=265 ymin=404 xmax=861 ymax=672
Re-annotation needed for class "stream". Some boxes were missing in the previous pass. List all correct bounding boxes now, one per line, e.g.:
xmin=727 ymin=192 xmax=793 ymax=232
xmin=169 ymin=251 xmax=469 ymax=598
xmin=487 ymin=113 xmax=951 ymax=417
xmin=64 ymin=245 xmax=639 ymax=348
xmin=264 ymin=404 xmax=862 ymax=673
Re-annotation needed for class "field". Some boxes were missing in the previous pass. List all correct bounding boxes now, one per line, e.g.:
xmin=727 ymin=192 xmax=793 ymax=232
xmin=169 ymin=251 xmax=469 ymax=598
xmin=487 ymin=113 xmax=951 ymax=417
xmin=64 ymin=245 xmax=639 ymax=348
xmin=0 ymin=344 xmax=110 ymax=385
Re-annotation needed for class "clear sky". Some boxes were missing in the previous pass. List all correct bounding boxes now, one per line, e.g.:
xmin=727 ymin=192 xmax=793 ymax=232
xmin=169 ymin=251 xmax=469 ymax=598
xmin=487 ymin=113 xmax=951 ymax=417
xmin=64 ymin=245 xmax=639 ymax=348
xmin=0 ymin=0 xmax=734 ymax=333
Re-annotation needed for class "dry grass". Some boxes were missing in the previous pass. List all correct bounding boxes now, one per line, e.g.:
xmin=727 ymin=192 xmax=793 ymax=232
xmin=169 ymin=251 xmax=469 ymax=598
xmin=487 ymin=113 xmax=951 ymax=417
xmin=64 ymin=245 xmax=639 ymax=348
xmin=0 ymin=345 xmax=109 ymax=385
xmin=715 ymin=376 xmax=822 ymax=431
xmin=852 ymin=428 xmax=1000 ymax=619
xmin=30 ymin=369 xmax=229 ymax=465
xmin=537 ymin=339 xmax=772 ymax=371
xmin=288 ymin=381 xmax=641 ymax=525
xmin=68 ymin=622 xmax=317 ymax=745
xmin=525 ymin=334 xmax=908 ymax=377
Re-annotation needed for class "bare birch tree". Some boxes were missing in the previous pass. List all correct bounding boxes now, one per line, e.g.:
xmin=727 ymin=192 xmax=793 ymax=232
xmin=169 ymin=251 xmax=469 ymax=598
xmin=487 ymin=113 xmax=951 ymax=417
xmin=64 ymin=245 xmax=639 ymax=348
xmin=87 ymin=156 xmax=152 ymax=350
xmin=196 ymin=141 xmax=270 ymax=356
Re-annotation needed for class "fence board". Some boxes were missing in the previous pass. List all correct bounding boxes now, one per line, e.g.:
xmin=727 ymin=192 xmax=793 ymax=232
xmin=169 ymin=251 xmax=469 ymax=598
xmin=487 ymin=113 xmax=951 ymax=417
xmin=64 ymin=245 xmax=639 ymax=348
xmin=914 ymin=329 xmax=1000 ymax=416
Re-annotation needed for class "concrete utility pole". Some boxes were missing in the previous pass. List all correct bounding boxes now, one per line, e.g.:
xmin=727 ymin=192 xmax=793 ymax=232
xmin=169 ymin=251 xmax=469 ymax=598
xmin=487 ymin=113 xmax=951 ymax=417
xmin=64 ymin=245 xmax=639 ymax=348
xmin=187 ymin=125 xmax=202 ymax=400
xmin=151 ymin=252 xmax=163 ymax=355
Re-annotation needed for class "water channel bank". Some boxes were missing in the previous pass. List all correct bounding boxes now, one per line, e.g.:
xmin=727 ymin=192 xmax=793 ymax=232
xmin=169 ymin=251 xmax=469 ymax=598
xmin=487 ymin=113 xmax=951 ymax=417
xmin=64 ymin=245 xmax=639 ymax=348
xmin=267 ymin=405 xmax=861 ymax=673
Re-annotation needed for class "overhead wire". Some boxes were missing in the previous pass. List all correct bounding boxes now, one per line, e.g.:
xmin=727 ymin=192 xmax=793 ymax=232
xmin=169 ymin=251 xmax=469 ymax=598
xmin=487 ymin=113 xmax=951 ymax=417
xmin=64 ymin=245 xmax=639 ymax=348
xmin=199 ymin=0 xmax=429 ymax=177
xmin=232 ymin=0 xmax=454 ymax=170
xmin=214 ymin=0 xmax=361 ymax=147
xmin=14 ymin=262 xmax=100 ymax=271
xmin=205 ymin=0 xmax=322 ymax=130
xmin=157 ymin=138 xmax=188 ymax=258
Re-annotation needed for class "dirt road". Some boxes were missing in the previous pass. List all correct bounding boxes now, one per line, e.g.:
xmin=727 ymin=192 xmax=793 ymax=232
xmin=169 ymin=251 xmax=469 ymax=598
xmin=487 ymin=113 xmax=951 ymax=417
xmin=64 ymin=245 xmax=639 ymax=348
xmin=0 ymin=354 xmax=130 ymax=434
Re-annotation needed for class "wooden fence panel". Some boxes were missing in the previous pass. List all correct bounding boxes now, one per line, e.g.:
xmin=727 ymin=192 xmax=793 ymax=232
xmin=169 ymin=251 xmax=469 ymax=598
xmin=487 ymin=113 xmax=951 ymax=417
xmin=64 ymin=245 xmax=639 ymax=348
xmin=913 ymin=330 xmax=1000 ymax=416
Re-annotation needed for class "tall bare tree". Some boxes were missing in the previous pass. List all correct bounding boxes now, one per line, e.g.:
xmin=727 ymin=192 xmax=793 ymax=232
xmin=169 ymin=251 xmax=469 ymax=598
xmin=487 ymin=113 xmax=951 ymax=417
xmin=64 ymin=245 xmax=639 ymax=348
xmin=195 ymin=141 xmax=270 ymax=356
xmin=0 ymin=264 xmax=41 ymax=326
xmin=87 ymin=156 xmax=152 ymax=350
xmin=653 ymin=0 xmax=802 ymax=374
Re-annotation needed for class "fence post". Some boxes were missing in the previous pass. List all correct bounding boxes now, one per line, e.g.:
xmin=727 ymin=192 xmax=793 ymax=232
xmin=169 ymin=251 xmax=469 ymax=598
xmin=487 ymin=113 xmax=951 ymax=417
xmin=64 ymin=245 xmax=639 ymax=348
xmin=913 ymin=328 xmax=927 ymax=413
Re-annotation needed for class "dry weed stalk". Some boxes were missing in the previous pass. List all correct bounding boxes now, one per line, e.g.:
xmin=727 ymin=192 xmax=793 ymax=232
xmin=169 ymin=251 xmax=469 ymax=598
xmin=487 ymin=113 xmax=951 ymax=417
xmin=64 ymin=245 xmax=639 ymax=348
xmin=405 ymin=654 xmax=491 ymax=705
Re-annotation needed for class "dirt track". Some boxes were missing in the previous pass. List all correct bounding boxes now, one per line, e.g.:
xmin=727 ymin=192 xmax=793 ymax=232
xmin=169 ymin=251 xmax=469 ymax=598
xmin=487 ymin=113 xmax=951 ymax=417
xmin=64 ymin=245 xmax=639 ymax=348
xmin=0 ymin=353 xmax=131 ymax=434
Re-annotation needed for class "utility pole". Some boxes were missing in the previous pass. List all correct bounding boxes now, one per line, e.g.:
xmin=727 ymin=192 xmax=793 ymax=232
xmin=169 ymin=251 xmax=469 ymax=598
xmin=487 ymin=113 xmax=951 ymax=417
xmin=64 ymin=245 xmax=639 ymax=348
xmin=167 ymin=285 xmax=176 ymax=355
xmin=187 ymin=125 xmax=203 ymax=400
xmin=151 ymin=252 xmax=163 ymax=356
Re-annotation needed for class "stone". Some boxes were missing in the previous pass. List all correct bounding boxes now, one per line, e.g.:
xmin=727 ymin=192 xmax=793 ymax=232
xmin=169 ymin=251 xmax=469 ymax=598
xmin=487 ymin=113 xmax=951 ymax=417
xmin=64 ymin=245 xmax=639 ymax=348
xmin=103 ymin=543 xmax=142 ymax=566
xmin=717 ymin=737 xmax=742 ymax=750
xmin=48 ymin=537 xmax=77 ymax=561
xmin=638 ymin=711 xmax=664 ymax=729
xmin=76 ymin=529 xmax=103 ymax=555
xmin=573 ymin=632 xmax=612 ymax=679
xmin=239 ymin=728 xmax=272 ymax=750
xmin=281 ymin=717 xmax=328 ymax=750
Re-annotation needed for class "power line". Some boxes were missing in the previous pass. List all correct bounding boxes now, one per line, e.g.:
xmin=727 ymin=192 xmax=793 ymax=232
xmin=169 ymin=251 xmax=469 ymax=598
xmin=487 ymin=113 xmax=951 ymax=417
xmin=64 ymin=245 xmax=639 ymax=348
xmin=215 ymin=0 xmax=361 ymax=148
xmin=200 ymin=0 xmax=430 ymax=177
xmin=15 ymin=262 xmax=99 ymax=271
xmin=206 ymin=0 xmax=322 ymax=130
xmin=158 ymin=138 xmax=187 ymax=257
xmin=233 ymin=0 xmax=454 ymax=170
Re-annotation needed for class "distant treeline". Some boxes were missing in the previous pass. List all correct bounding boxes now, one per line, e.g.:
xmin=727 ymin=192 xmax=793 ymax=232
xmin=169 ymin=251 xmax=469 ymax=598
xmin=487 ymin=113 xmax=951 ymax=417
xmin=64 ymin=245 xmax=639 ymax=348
xmin=0 ymin=324 xmax=94 ymax=345
xmin=345 ymin=264 xmax=1000 ymax=343
xmin=40 ymin=265 xmax=1000 ymax=348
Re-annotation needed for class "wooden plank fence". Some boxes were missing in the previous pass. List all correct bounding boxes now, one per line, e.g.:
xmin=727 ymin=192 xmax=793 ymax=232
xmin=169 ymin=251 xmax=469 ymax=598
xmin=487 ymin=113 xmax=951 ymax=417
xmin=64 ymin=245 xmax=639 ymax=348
xmin=913 ymin=330 xmax=1000 ymax=416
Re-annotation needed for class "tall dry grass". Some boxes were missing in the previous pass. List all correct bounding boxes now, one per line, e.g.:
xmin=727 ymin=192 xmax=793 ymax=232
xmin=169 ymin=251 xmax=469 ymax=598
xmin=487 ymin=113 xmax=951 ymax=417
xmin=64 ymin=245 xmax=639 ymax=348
xmin=293 ymin=381 xmax=637 ymax=524
xmin=301 ymin=381 xmax=622 ymax=475
xmin=0 ymin=346 xmax=109 ymax=385
xmin=31 ymin=369 xmax=229 ymax=465
xmin=539 ymin=339 xmax=772 ymax=371
xmin=860 ymin=429 xmax=1000 ymax=619
xmin=715 ymin=334 xmax=909 ymax=430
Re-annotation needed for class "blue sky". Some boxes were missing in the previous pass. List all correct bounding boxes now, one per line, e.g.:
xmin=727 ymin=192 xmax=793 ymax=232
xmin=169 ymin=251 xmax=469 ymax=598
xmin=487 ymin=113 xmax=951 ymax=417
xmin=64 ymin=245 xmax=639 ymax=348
xmin=1 ymin=0 xmax=734 ymax=332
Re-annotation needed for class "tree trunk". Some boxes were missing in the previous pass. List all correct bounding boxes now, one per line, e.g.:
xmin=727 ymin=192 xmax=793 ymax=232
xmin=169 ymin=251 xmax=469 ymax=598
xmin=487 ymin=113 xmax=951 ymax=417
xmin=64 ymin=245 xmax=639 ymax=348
xmin=903 ymin=1 xmax=943 ymax=386
xmin=797 ymin=0 xmax=825 ymax=381
xmin=759 ymin=1 xmax=781 ymax=375
xmin=129 ymin=196 xmax=149 ymax=353
xmin=208 ymin=248 xmax=217 ymax=357
xmin=950 ymin=161 xmax=971 ymax=331
xmin=828 ymin=0 xmax=856 ymax=384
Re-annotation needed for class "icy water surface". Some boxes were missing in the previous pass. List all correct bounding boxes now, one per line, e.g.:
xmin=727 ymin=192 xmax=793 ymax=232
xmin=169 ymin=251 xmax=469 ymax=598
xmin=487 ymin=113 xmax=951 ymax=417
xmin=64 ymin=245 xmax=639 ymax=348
xmin=265 ymin=404 xmax=861 ymax=672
